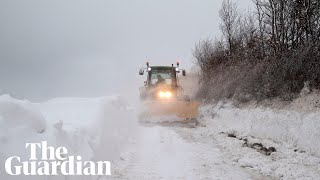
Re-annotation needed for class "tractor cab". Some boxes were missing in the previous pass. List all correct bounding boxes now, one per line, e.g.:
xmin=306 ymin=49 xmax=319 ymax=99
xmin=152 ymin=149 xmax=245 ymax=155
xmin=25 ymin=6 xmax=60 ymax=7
xmin=148 ymin=66 xmax=177 ymax=88
xmin=139 ymin=62 xmax=186 ymax=100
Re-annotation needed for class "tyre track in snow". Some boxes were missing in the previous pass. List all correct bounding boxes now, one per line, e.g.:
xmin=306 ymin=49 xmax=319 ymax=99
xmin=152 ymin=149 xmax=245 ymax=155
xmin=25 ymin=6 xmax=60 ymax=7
xmin=174 ymin=123 xmax=320 ymax=180
xmin=108 ymin=124 xmax=269 ymax=180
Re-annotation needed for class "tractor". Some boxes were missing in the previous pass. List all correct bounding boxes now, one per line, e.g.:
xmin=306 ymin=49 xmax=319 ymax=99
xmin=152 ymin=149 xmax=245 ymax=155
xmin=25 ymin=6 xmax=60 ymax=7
xmin=138 ymin=62 xmax=199 ymax=123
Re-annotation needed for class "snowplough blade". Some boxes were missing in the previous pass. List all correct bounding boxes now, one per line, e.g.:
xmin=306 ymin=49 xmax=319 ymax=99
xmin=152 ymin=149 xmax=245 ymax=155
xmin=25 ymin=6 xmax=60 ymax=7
xmin=141 ymin=100 xmax=200 ymax=120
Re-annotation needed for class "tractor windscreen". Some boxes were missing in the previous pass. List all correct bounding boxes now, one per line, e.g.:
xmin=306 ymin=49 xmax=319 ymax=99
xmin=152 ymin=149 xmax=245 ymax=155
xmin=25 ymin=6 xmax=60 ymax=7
xmin=150 ymin=69 xmax=174 ymax=86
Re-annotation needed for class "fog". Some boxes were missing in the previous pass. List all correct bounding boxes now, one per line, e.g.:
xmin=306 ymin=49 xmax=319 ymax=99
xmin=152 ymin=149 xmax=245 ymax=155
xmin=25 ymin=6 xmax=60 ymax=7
xmin=0 ymin=0 xmax=253 ymax=101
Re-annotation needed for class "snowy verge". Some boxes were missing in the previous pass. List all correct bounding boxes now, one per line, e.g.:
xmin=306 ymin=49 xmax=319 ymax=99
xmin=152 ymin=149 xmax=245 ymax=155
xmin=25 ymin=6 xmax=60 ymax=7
xmin=191 ymin=94 xmax=320 ymax=179
xmin=200 ymin=94 xmax=320 ymax=157
xmin=0 ymin=95 xmax=137 ymax=180
xmin=0 ymin=94 xmax=46 ymax=134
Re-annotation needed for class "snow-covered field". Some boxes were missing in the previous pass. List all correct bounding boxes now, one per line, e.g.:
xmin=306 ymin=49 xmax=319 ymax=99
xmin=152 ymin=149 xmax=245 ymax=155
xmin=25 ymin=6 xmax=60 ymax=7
xmin=0 ymin=94 xmax=320 ymax=179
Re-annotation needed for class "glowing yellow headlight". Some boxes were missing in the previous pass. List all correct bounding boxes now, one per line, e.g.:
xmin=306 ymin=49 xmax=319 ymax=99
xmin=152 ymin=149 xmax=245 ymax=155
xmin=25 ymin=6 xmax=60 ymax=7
xmin=158 ymin=92 xmax=165 ymax=98
xmin=158 ymin=91 xmax=172 ymax=98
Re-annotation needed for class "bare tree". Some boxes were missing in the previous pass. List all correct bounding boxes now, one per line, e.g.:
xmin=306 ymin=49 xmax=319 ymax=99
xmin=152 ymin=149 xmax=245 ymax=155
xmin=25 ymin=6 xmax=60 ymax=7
xmin=219 ymin=0 xmax=240 ymax=55
xmin=194 ymin=0 xmax=320 ymax=102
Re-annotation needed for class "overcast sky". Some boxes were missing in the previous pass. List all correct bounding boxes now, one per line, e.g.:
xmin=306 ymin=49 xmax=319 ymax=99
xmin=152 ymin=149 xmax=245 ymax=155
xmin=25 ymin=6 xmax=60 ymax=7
xmin=0 ymin=0 xmax=253 ymax=101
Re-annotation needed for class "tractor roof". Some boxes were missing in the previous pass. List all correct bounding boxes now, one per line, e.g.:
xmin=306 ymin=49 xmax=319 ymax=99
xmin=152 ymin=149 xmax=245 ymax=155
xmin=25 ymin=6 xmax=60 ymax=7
xmin=150 ymin=66 xmax=175 ymax=70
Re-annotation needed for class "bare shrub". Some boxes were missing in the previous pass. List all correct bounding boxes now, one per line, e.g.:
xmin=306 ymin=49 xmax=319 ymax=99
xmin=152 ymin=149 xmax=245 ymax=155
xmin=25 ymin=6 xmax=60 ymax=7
xmin=194 ymin=0 xmax=320 ymax=103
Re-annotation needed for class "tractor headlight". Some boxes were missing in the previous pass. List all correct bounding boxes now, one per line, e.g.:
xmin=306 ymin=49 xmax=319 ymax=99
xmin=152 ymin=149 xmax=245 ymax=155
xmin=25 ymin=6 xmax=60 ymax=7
xmin=158 ymin=91 xmax=172 ymax=98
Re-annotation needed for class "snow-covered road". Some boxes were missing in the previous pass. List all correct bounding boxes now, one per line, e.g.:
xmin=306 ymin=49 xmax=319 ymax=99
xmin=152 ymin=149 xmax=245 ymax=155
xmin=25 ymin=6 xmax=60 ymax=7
xmin=1 ymin=94 xmax=320 ymax=180
xmin=110 ymin=125 xmax=267 ymax=180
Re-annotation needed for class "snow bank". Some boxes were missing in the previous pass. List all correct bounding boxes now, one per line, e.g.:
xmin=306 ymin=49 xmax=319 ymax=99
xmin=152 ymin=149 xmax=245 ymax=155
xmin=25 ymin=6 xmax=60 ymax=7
xmin=0 ymin=94 xmax=46 ymax=134
xmin=0 ymin=95 xmax=137 ymax=180
xmin=0 ymin=95 xmax=47 ymax=178
xmin=200 ymin=97 xmax=320 ymax=157
xmin=38 ymin=96 xmax=137 ymax=161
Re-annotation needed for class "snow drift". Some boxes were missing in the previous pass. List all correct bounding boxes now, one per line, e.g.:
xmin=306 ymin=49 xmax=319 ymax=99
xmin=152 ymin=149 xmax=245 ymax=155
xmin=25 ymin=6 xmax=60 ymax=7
xmin=0 ymin=95 xmax=137 ymax=180
xmin=0 ymin=95 xmax=46 ymax=134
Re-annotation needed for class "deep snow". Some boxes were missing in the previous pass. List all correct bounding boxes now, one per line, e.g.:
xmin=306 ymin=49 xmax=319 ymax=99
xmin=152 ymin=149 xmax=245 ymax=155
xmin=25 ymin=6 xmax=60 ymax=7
xmin=177 ymin=100 xmax=320 ymax=179
xmin=0 ymin=94 xmax=320 ymax=180
xmin=199 ymin=99 xmax=320 ymax=157
xmin=0 ymin=95 xmax=136 ymax=180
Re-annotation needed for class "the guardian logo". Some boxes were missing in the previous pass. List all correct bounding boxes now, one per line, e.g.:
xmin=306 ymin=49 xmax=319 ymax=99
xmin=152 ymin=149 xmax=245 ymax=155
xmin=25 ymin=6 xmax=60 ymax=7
xmin=5 ymin=141 xmax=111 ymax=176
